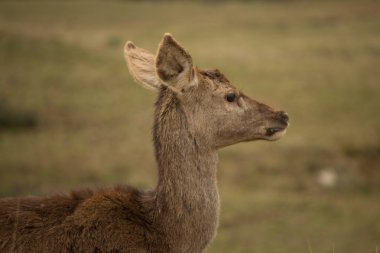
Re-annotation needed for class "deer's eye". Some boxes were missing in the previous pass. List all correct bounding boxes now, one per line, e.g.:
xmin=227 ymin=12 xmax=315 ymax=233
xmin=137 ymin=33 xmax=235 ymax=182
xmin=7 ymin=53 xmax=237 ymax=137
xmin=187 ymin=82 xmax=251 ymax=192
xmin=225 ymin=93 xmax=236 ymax=103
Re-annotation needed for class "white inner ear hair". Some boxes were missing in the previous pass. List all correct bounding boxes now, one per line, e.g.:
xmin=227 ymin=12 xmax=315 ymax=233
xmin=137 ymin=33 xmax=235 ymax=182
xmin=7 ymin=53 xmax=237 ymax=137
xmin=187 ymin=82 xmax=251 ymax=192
xmin=158 ymin=67 xmax=198 ymax=95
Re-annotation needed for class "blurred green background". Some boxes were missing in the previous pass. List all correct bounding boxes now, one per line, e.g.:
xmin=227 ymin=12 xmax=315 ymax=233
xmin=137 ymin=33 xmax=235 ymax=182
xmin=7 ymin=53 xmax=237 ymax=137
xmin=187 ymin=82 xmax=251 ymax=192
xmin=1 ymin=0 xmax=380 ymax=252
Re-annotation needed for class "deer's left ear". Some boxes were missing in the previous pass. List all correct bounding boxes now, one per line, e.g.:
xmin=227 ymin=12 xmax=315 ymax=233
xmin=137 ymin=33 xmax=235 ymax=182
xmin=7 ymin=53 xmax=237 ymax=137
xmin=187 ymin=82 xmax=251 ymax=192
xmin=156 ymin=33 xmax=197 ymax=92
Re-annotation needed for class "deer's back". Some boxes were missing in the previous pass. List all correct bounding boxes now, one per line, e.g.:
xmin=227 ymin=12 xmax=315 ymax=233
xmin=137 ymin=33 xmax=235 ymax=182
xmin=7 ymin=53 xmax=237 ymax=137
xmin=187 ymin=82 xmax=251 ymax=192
xmin=0 ymin=186 xmax=161 ymax=253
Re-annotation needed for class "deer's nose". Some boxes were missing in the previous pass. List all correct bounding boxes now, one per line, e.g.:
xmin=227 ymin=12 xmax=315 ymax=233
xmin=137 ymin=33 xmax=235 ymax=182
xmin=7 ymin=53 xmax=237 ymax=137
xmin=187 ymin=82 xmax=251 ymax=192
xmin=278 ymin=111 xmax=289 ymax=125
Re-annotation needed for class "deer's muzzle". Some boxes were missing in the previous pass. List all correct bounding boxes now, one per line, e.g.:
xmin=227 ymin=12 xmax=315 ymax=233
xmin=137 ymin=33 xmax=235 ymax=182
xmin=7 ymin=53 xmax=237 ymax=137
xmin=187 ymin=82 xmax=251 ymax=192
xmin=265 ymin=111 xmax=289 ymax=138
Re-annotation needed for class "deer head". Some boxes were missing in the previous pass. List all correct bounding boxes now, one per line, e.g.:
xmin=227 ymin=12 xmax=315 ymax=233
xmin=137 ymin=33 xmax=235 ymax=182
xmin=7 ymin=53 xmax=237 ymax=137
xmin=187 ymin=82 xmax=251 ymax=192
xmin=124 ymin=33 xmax=289 ymax=150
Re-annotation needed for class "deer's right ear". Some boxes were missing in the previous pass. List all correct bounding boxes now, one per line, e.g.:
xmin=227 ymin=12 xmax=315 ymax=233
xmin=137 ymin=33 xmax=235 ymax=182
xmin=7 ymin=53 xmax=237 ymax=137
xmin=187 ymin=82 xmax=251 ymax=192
xmin=124 ymin=41 xmax=161 ymax=91
xmin=155 ymin=33 xmax=197 ymax=92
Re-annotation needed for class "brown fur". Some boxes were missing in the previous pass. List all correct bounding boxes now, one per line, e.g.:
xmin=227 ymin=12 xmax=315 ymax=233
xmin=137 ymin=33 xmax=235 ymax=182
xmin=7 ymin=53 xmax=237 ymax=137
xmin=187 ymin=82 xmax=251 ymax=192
xmin=0 ymin=33 xmax=289 ymax=253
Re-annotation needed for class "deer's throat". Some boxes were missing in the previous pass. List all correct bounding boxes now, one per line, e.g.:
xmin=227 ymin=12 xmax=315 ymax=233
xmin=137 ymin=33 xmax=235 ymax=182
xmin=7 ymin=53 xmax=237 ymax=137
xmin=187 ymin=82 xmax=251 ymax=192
xmin=153 ymin=89 xmax=220 ymax=248
xmin=154 ymin=113 xmax=219 ymax=215
xmin=154 ymin=127 xmax=220 ymax=250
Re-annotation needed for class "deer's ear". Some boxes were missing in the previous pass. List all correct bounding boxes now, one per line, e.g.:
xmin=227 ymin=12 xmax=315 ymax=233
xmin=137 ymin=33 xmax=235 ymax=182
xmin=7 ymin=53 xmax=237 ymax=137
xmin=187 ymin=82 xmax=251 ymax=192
xmin=155 ymin=33 xmax=197 ymax=92
xmin=124 ymin=41 xmax=161 ymax=91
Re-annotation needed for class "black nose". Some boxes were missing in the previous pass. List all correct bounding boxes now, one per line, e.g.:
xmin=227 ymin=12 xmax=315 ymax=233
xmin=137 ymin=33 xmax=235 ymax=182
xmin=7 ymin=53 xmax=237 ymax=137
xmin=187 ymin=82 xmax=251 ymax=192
xmin=278 ymin=111 xmax=289 ymax=125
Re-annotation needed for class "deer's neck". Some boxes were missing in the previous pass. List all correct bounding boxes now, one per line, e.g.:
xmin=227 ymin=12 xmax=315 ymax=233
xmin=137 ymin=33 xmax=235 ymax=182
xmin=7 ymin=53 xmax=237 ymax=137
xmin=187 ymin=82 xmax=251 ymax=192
xmin=153 ymin=88 xmax=219 ymax=251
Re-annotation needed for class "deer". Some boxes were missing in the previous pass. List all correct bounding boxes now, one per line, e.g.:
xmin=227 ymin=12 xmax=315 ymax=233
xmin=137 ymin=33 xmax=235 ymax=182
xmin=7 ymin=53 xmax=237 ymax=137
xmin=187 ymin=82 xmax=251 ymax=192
xmin=0 ymin=33 xmax=289 ymax=253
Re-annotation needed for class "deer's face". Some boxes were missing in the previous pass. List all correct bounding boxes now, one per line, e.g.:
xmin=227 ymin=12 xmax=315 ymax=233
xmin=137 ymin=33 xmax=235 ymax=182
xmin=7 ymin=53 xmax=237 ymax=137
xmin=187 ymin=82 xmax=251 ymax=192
xmin=124 ymin=33 xmax=289 ymax=149
xmin=181 ymin=69 xmax=288 ymax=149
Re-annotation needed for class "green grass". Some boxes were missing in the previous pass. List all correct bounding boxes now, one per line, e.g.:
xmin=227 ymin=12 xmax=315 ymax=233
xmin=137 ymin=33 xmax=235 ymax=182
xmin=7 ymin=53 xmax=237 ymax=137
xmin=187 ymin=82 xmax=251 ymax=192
xmin=1 ymin=0 xmax=380 ymax=252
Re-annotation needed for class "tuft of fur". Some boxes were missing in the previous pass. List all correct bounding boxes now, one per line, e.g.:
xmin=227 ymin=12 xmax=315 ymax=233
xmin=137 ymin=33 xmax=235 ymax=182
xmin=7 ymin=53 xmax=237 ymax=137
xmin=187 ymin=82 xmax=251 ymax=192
xmin=0 ymin=186 xmax=163 ymax=252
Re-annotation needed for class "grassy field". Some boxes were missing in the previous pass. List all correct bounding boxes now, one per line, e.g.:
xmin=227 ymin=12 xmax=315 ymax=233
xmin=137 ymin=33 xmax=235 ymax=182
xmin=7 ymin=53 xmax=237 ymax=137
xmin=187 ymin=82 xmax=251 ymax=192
xmin=1 ymin=0 xmax=380 ymax=252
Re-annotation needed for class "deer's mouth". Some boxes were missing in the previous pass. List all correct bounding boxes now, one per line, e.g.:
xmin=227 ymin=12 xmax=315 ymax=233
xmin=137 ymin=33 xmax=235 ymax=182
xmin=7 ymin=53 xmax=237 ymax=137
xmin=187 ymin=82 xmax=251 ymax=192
xmin=265 ymin=127 xmax=285 ymax=136
xmin=264 ymin=111 xmax=289 ymax=140
xmin=264 ymin=126 xmax=287 ymax=140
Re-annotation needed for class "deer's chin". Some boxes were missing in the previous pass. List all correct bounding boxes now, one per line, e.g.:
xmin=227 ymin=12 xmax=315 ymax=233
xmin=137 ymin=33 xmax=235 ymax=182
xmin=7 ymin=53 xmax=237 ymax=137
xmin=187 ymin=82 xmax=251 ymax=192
xmin=264 ymin=127 xmax=287 ymax=141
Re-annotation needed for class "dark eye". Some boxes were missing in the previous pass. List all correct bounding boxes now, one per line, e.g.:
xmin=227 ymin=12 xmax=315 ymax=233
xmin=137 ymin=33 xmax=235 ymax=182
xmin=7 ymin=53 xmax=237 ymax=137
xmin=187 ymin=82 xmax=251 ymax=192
xmin=225 ymin=93 xmax=236 ymax=103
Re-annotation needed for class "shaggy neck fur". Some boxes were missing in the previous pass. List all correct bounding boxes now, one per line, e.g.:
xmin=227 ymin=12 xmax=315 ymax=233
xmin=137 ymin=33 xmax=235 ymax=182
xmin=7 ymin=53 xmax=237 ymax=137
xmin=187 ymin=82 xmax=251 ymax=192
xmin=153 ymin=87 xmax=220 ymax=252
